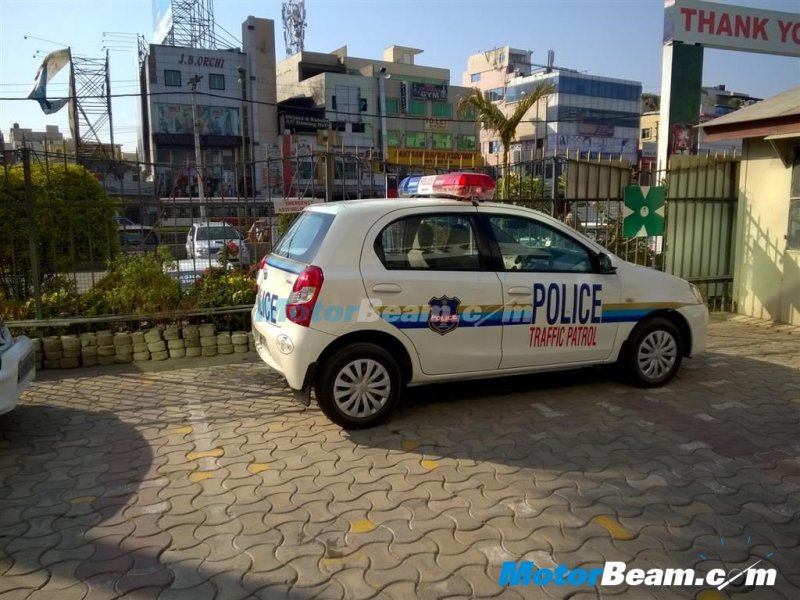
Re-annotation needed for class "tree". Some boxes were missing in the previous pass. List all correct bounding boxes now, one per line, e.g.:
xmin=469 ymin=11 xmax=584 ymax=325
xmin=0 ymin=160 xmax=119 ymax=302
xmin=495 ymin=172 xmax=544 ymax=202
xmin=457 ymin=82 xmax=554 ymax=198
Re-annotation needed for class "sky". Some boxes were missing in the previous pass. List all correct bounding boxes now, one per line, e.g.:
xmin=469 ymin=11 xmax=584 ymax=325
xmin=1 ymin=0 xmax=799 ymax=153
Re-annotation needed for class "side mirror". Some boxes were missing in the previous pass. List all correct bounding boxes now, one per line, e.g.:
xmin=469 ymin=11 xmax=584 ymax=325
xmin=598 ymin=252 xmax=617 ymax=274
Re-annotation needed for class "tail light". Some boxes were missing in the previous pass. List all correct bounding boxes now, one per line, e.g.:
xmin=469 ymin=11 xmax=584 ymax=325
xmin=259 ymin=255 xmax=268 ymax=270
xmin=286 ymin=266 xmax=324 ymax=327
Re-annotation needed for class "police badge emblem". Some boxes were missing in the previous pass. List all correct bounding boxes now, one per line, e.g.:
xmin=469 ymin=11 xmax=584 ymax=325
xmin=428 ymin=296 xmax=461 ymax=335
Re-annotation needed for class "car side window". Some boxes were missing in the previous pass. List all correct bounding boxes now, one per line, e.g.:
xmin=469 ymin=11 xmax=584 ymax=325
xmin=376 ymin=214 xmax=480 ymax=271
xmin=488 ymin=215 xmax=593 ymax=273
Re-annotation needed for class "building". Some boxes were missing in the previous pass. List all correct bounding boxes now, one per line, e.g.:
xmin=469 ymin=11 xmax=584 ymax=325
xmin=700 ymin=85 xmax=800 ymax=325
xmin=463 ymin=48 xmax=642 ymax=168
xmin=639 ymin=85 xmax=761 ymax=167
xmin=275 ymin=45 xmax=483 ymax=198
xmin=5 ymin=124 xmax=74 ymax=156
xmin=139 ymin=16 xmax=278 ymax=199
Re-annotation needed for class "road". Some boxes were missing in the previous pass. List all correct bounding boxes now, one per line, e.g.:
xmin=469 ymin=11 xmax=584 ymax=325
xmin=1 ymin=314 xmax=798 ymax=599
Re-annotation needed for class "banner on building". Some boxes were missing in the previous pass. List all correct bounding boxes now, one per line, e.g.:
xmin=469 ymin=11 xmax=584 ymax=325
xmin=409 ymin=82 xmax=449 ymax=101
xmin=400 ymin=83 xmax=408 ymax=113
xmin=28 ymin=48 xmax=72 ymax=114
xmin=156 ymin=104 xmax=240 ymax=136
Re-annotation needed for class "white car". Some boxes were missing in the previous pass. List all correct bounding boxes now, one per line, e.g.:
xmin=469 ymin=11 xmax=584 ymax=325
xmin=115 ymin=215 xmax=159 ymax=251
xmin=252 ymin=173 xmax=708 ymax=429
xmin=165 ymin=258 xmax=239 ymax=291
xmin=185 ymin=222 xmax=250 ymax=265
xmin=0 ymin=319 xmax=35 ymax=415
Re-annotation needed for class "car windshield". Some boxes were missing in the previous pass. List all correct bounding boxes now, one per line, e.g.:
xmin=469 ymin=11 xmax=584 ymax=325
xmin=273 ymin=211 xmax=334 ymax=263
xmin=196 ymin=226 xmax=239 ymax=241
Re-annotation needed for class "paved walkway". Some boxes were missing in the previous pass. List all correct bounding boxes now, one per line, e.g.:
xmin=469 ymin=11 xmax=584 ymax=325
xmin=1 ymin=315 xmax=799 ymax=599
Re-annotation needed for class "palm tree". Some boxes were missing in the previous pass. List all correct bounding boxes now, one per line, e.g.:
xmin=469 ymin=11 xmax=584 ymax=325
xmin=457 ymin=82 xmax=555 ymax=198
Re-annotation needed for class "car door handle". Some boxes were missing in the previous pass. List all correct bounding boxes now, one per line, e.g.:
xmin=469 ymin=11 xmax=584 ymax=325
xmin=507 ymin=286 xmax=532 ymax=296
xmin=372 ymin=283 xmax=402 ymax=293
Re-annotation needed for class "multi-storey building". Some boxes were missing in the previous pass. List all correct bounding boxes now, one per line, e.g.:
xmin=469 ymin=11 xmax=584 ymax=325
xmin=139 ymin=16 xmax=278 ymax=198
xmin=463 ymin=48 xmax=642 ymax=168
xmin=639 ymin=85 xmax=761 ymax=166
xmin=4 ymin=124 xmax=73 ymax=156
xmin=275 ymin=45 xmax=483 ymax=198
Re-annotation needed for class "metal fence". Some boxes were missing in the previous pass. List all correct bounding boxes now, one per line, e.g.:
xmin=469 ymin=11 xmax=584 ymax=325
xmin=497 ymin=154 xmax=739 ymax=310
xmin=1 ymin=149 xmax=739 ymax=328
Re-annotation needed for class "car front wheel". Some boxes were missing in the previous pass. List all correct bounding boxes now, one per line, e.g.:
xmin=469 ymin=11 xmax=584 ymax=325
xmin=315 ymin=343 xmax=402 ymax=429
xmin=622 ymin=317 xmax=683 ymax=387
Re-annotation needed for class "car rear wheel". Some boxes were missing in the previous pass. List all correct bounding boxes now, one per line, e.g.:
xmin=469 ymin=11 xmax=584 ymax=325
xmin=622 ymin=317 xmax=683 ymax=387
xmin=316 ymin=343 xmax=402 ymax=429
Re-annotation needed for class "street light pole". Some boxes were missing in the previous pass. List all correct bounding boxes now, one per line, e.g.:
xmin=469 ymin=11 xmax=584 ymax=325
xmin=237 ymin=67 xmax=247 ymax=201
xmin=377 ymin=67 xmax=389 ymax=196
xmin=188 ymin=74 xmax=207 ymax=220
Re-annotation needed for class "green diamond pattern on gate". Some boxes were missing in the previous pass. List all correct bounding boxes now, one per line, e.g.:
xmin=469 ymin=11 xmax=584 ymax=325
xmin=623 ymin=185 xmax=665 ymax=237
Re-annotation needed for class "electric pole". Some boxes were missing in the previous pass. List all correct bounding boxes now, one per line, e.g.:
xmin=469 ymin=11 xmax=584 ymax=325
xmin=188 ymin=74 xmax=207 ymax=220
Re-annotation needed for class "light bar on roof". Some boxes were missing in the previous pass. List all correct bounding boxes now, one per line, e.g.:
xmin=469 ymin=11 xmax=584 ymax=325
xmin=397 ymin=172 xmax=496 ymax=201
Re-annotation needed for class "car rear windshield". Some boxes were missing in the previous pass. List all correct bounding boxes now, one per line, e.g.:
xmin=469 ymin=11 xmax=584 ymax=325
xmin=273 ymin=211 xmax=334 ymax=263
xmin=197 ymin=226 xmax=239 ymax=241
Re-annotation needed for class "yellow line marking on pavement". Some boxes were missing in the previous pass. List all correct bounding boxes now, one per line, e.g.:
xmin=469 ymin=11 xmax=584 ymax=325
xmin=349 ymin=519 xmax=377 ymax=533
xmin=190 ymin=471 xmax=214 ymax=482
xmin=421 ymin=459 xmax=438 ymax=470
xmin=172 ymin=426 xmax=193 ymax=434
xmin=592 ymin=515 xmax=636 ymax=540
xmin=696 ymin=590 xmax=727 ymax=600
xmin=186 ymin=448 xmax=224 ymax=461
xmin=68 ymin=496 xmax=96 ymax=505
xmin=401 ymin=440 xmax=418 ymax=451
xmin=247 ymin=463 xmax=270 ymax=474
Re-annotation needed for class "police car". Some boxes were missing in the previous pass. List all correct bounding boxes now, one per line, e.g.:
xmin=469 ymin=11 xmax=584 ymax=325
xmin=0 ymin=318 xmax=35 ymax=415
xmin=252 ymin=173 xmax=707 ymax=429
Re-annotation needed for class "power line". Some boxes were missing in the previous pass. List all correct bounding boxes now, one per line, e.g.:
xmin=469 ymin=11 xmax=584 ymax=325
xmin=1 ymin=89 xmax=648 ymax=129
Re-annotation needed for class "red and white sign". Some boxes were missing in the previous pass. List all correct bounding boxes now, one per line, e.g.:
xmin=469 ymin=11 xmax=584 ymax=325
xmin=664 ymin=0 xmax=800 ymax=57
xmin=274 ymin=197 xmax=322 ymax=214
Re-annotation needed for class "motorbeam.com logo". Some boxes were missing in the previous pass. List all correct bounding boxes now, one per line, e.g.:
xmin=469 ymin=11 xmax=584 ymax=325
xmin=499 ymin=560 xmax=778 ymax=589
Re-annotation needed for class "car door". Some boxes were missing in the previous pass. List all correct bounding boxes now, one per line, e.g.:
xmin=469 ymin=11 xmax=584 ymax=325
xmin=360 ymin=208 xmax=504 ymax=376
xmin=480 ymin=209 xmax=621 ymax=369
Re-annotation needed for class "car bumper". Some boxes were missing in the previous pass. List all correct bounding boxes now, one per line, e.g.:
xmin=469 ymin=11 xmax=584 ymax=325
xmin=251 ymin=306 xmax=334 ymax=390
xmin=0 ymin=336 xmax=35 ymax=415
xmin=677 ymin=303 xmax=708 ymax=356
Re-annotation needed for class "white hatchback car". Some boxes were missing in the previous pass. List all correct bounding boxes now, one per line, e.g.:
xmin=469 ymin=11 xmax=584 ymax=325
xmin=186 ymin=222 xmax=250 ymax=265
xmin=252 ymin=173 xmax=708 ymax=429
xmin=0 ymin=319 xmax=35 ymax=415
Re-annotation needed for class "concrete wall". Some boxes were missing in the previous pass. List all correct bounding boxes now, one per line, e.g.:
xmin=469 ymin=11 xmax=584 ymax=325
xmin=734 ymin=137 xmax=800 ymax=325
xmin=242 ymin=16 xmax=279 ymax=195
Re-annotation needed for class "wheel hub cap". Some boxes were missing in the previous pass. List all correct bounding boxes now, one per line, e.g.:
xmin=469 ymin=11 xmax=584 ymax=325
xmin=637 ymin=330 xmax=678 ymax=380
xmin=333 ymin=359 xmax=391 ymax=418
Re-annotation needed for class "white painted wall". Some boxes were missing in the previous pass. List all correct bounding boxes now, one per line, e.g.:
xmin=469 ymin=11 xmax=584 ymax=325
xmin=734 ymin=137 xmax=800 ymax=325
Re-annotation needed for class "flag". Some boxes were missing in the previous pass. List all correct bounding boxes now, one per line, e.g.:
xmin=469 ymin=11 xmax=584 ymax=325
xmin=28 ymin=48 xmax=71 ymax=114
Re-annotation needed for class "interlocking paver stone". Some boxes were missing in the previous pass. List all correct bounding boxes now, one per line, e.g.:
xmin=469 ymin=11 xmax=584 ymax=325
xmin=2 ymin=316 xmax=799 ymax=599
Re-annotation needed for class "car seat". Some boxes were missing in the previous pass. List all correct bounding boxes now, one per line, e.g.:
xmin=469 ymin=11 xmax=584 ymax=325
xmin=445 ymin=223 xmax=471 ymax=255
xmin=407 ymin=223 xmax=434 ymax=268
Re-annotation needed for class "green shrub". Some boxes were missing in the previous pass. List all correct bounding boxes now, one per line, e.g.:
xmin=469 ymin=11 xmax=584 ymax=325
xmin=0 ymin=162 xmax=119 ymax=302
xmin=277 ymin=212 xmax=300 ymax=237
xmin=93 ymin=247 xmax=182 ymax=315
xmin=184 ymin=266 xmax=256 ymax=309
